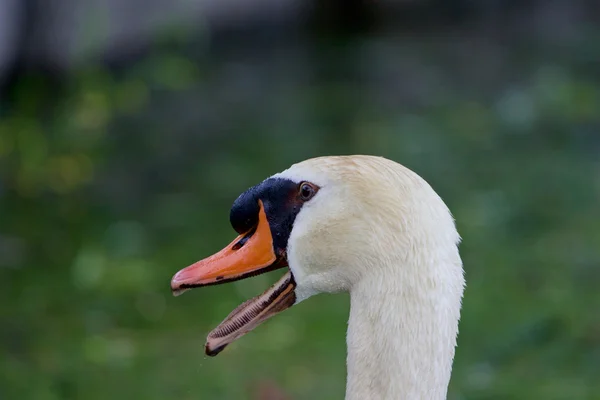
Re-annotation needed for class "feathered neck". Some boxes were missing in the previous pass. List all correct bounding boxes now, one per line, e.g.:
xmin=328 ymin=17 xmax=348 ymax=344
xmin=344 ymin=254 xmax=463 ymax=400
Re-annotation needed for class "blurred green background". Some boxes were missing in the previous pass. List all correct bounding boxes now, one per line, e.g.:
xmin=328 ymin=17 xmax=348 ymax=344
xmin=1 ymin=1 xmax=599 ymax=399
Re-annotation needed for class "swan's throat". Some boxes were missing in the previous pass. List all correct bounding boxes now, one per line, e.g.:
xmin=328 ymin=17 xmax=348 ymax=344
xmin=345 ymin=272 xmax=461 ymax=400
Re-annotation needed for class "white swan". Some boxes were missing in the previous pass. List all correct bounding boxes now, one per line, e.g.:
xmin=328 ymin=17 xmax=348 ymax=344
xmin=171 ymin=155 xmax=465 ymax=400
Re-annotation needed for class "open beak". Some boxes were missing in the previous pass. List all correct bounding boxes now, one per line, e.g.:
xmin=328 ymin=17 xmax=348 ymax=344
xmin=170 ymin=200 xmax=296 ymax=356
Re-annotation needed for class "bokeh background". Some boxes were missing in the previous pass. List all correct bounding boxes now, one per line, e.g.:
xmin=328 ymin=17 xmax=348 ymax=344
xmin=1 ymin=1 xmax=599 ymax=399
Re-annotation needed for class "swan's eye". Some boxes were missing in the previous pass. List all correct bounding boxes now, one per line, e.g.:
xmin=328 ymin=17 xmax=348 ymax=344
xmin=299 ymin=182 xmax=317 ymax=201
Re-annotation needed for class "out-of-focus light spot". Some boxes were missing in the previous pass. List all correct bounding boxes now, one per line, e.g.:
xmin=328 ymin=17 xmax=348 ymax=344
xmin=136 ymin=291 xmax=166 ymax=322
xmin=105 ymin=259 xmax=156 ymax=292
xmin=73 ymin=90 xmax=111 ymax=131
xmin=115 ymin=79 xmax=149 ymax=114
xmin=47 ymin=154 xmax=94 ymax=194
xmin=107 ymin=337 xmax=136 ymax=368
xmin=84 ymin=309 xmax=114 ymax=334
xmin=152 ymin=55 xmax=199 ymax=90
xmin=534 ymin=66 xmax=599 ymax=121
xmin=104 ymin=221 xmax=147 ymax=258
xmin=452 ymin=102 xmax=494 ymax=141
xmin=72 ymin=247 xmax=106 ymax=289
xmin=569 ymin=81 xmax=599 ymax=121
xmin=495 ymin=87 xmax=537 ymax=129
xmin=83 ymin=335 xmax=109 ymax=365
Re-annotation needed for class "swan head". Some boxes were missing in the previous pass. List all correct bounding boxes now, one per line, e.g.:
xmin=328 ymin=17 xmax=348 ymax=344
xmin=171 ymin=155 xmax=463 ymax=356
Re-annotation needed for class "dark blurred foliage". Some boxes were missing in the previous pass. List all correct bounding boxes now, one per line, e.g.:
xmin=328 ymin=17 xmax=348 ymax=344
xmin=1 ymin=1 xmax=600 ymax=399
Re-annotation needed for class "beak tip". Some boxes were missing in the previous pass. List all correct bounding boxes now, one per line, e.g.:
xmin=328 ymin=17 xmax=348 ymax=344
xmin=170 ymin=273 xmax=188 ymax=297
xmin=205 ymin=342 xmax=226 ymax=357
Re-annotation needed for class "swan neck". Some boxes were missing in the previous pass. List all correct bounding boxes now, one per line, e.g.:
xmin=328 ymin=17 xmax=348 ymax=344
xmin=344 ymin=269 xmax=460 ymax=400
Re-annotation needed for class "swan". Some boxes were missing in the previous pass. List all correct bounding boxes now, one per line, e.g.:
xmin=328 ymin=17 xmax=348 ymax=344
xmin=171 ymin=155 xmax=465 ymax=400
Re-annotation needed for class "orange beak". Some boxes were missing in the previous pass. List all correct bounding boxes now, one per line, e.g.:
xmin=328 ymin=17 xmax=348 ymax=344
xmin=170 ymin=200 xmax=285 ymax=296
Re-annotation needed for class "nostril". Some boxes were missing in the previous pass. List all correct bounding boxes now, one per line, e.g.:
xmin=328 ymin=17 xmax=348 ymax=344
xmin=232 ymin=236 xmax=249 ymax=250
xmin=232 ymin=225 xmax=258 ymax=250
